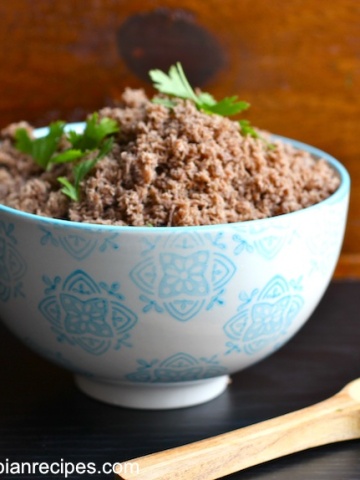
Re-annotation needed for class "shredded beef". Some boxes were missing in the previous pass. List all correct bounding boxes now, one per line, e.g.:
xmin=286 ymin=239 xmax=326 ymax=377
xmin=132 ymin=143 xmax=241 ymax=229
xmin=0 ymin=88 xmax=340 ymax=226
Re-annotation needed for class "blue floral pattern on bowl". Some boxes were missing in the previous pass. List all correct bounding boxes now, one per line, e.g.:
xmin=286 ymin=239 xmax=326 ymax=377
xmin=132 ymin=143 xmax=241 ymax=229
xmin=130 ymin=232 xmax=236 ymax=322
xmin=232 ymin=224 xmax=297 ymax=260
xmin=39 ymin=225 xmax=120 ymax=260
xmin=0 ymin=221 xmax=27 ymax=301
xmin=126 ymin=352 xmax=228 ymax=382
xmin=224 ymin=275 xmax=304 ymax=355
xmin=38 ymin=269 xmax=138 ymax=355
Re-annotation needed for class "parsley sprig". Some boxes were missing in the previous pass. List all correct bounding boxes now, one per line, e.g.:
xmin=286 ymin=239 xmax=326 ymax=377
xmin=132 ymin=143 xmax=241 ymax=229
xmin=150 ymin=62 xmax=260 ymax=139
xmin=14 ymin=63 xmax=269 ymax=205
xmin=15 ymin=121 xmax=67 ymax=170
xmin=15 ymin=113 xmax=119 ymax=201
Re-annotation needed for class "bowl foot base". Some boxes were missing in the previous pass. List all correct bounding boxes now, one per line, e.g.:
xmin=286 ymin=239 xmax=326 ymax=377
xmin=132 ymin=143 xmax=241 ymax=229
xmin=74 ymin=374 xmax=230 ymax=409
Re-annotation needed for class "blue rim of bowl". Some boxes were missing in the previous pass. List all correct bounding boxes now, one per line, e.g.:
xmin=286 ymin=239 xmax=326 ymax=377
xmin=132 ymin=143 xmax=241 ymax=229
xmin=0 ymin=123 xmax=350 ymax=233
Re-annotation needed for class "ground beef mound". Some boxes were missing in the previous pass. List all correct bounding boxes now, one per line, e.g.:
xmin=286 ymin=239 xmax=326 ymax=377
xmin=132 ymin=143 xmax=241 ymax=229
xmin=0 ymin=89 xmax=340 ymax=226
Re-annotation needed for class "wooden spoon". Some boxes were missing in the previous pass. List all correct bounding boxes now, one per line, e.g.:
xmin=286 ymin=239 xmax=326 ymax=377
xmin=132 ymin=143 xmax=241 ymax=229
xmin=115 ymin=378 xmax=360 ymax=480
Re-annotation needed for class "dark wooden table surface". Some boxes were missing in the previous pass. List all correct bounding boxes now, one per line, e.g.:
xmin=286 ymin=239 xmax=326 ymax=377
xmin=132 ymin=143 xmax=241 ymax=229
xmin=0 ymin=280 xmax=359 ymax=479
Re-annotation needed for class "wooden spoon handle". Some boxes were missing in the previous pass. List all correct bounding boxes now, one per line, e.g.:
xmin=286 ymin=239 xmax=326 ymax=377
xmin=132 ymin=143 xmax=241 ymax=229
xmin=116 ymin=380 xmax=360 ymax=480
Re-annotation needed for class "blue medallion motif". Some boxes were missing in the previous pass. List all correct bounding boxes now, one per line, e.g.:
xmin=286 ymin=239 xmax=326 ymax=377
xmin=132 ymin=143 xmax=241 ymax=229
xmin=130 ymin=232 xmax=236 ymax=322
xmin=126 ymin=352 xmax=228 ymax=383
xmin=224 ymin=275 xmax=304 ymax=355
xmin=39 ymin=225 xmax=120 ymax=260
xmin=38 ymin=269 xmax=137 ymax=355
xmin=232 ymin=225 xmax=296 ymax=260
xmin=0 ymin=221 xmax=27 ymax=301
xmin=159 ymin=251 xmax=209 ymax=298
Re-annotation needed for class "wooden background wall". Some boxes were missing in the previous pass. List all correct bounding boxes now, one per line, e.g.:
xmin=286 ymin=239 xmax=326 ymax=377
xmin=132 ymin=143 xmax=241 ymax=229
xmin=0 ymin=0 xmax=359 ymax=276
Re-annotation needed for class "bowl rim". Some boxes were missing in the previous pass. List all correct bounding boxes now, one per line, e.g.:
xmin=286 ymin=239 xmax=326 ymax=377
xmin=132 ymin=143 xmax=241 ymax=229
xmin=0 ymin=123 xmax=350 ymax=233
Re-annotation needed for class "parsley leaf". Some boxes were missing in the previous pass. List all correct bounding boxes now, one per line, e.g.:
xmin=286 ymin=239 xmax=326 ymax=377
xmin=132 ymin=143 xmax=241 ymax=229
xmin=149 ymin=62 xmax=260 ymax=138
xmin=149 ymin=62 xmax=251 ymax=119
xmin=15 ymin=121 xmax=66 ymax=170
xmin=150 ymin=63 xmax=198 ymax=103
xmin=238 ymin=120 xmax=261 ymax=139
xmin=68 ymin=113 xmax=119 ymax=151
xmin=57 ymin=177 xmax=78 ymax=202
xmin=15 ymin=114 xmax=119 ymax=202
xmin=57 ymin=157 xmax=98 ymax=203
xmin=14 ymin=128 xmax=33 ymax=155
xmin=51 ymin=149 xmax=84 ymax=164
xmin=57 ymin=137 xmax=115 ymax=202
xmin=203 ymin=97 xmax=250 ymax=116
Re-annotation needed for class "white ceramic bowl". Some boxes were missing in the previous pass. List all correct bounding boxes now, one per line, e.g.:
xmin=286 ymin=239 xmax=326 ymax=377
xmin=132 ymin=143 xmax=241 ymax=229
xmin=0 ymin=127 xmax=350 ymax=409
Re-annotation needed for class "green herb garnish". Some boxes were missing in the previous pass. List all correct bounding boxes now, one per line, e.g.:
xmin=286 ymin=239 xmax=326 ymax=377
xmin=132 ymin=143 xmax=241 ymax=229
xmin=14 ymin=63 xmax=270 ymax=205
xmin=150 ymin=62 xmax=260 ymax=139
xmin=67 ymin=113 xmax=119 ymax=151
xmin=15 ymin=121 xmax=66 ymax=170
xmin=58 ymin=137 xmax=114 ymax=201
xmin=15 ymin=114 xmax=119 ymax=201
